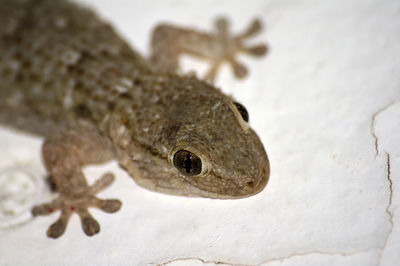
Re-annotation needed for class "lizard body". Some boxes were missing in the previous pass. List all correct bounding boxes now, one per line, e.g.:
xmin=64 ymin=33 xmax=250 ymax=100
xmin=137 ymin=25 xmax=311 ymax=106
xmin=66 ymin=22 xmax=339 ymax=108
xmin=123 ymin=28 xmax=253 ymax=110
xmin=0 ymin=0 xmax=269 ymax=238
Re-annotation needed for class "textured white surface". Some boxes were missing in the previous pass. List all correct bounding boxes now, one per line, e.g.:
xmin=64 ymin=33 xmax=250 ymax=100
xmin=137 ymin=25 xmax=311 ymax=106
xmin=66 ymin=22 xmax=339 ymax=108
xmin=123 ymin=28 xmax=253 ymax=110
xmin=0 ymin=0 xmax=399 ymax=265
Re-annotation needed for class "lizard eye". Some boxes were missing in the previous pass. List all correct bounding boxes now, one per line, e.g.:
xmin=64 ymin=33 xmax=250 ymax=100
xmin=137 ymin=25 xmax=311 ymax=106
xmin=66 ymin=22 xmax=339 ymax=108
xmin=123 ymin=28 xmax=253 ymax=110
xmin=173 ymin=150 xmax=202 ymax=176
xmin=233 ymin=102 xmax=249 ymax=122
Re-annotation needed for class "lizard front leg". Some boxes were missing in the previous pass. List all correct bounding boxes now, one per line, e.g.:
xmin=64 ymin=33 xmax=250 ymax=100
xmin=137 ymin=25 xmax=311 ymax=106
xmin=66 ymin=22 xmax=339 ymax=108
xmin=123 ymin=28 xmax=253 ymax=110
xmin=150 ymin=17 xmax=268 ymax=83
xmin=31 ymin=129 xmax=121 ymax=238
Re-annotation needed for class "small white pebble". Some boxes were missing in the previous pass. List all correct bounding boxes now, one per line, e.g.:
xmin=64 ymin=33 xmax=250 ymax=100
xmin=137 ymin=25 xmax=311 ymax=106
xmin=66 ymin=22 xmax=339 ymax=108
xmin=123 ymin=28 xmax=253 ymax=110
xmin=55 ymin=17 xmax=67 ymax=29
xmin=61 ymin=50 xmax=80 ymax=65
xmin=117 ymin=125 xmax=127 ymax=135
xmin=121 ymin=78 xmax=133 ymax=88
xmin=113 ymin=85 xmax=128 ymax=93
xmin=211 ymin=101 xmax=221 ymax=111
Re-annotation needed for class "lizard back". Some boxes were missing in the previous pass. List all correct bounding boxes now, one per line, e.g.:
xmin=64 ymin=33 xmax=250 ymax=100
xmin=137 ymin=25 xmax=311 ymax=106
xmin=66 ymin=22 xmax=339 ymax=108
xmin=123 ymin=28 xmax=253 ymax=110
xmin=0 ymin=0 xmax=151 ymax=136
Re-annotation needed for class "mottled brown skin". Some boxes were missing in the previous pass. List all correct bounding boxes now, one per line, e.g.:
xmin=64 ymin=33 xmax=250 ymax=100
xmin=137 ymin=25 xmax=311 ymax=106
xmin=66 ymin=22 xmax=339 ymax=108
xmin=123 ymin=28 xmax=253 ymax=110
xmin=0 ymin=0 xmax=270 ymax=238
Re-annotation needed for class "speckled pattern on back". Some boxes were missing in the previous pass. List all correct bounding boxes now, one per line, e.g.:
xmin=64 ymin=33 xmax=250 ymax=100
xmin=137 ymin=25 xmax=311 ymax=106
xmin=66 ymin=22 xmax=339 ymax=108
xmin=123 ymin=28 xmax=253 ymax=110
xmin=0 ymin=0 xmax=269 ymax=238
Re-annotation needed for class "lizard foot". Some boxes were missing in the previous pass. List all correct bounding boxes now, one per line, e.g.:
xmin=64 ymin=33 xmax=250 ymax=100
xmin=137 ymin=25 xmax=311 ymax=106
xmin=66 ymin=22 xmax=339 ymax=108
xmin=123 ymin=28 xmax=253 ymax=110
xmin=205 ymin=17 xmax=268 ymax=82
xmin=31 ymin=173 xmax=121 ymax=238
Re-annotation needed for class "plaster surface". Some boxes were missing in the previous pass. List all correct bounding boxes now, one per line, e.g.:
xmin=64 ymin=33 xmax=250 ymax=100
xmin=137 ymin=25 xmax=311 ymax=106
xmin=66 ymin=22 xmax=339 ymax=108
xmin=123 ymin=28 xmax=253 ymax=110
xmin=0 ymin=0 xmax=399 ymax=265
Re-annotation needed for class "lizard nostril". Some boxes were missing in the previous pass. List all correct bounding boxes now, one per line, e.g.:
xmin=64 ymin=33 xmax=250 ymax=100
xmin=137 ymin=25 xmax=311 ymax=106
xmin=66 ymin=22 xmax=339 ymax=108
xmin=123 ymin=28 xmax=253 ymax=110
xmin=246 ymin=181 xmax=255 ymax=188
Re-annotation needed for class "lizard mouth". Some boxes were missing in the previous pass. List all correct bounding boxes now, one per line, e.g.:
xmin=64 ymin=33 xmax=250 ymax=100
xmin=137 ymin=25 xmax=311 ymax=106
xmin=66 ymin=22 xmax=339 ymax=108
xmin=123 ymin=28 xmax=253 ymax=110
xmin=228 ymin=149 xmax=270 ymax=199
xmin=196 ymin=163 xmax=270 ymax=199
xmin=244 ymin=165 xmax=270 ymax=197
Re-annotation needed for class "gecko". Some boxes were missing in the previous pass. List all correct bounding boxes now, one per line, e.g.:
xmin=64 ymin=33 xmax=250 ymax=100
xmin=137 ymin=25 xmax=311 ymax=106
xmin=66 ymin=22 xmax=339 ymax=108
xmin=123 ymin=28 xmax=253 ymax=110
xmin=0 ymin=0 xmax=270 ymax=238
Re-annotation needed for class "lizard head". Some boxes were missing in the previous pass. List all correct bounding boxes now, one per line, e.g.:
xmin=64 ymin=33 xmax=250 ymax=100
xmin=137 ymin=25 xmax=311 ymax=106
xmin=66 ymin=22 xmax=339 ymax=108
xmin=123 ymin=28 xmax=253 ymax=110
xmin=119 ymin=79 xmax=269 ymax=199
xmin=166 ymin=95 xmax=269 ymax=199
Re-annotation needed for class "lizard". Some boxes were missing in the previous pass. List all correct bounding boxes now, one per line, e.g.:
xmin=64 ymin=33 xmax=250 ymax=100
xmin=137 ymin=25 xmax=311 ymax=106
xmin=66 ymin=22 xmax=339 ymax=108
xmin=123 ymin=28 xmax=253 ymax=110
xmin=0 ymin=0 xmax=270 ymax=238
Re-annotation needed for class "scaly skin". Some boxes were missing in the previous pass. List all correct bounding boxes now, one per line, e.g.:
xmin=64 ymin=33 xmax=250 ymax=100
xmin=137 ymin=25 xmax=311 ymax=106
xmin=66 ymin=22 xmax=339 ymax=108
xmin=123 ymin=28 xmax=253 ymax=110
xmin=0 ymin=0 xmax=269 ymax=238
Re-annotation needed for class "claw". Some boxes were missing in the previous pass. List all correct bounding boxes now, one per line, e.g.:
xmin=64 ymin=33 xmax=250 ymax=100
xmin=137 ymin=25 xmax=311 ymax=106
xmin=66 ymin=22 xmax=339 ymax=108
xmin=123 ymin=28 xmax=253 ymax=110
xmin=78 ymin=209 xmax=100 ymax=236
xmin=81 ymin=217 xmax=100 ymax=236
xmin=47 ymin=212 xmax=71 ymax=239
xmin=32 ymin=203 xmax=56 ymax=216
xmin=90 ymin=172 xmax=115 ymax=193
xmin=95 ymin=198 xmax=122 ymax=213
xmin=231 ymin=59 xmax=248 ymax=79
xmin=215 ymin=17 xmax=229 ymax=35
xmin=244 ymin=44 xmax=268 ymax=56
xmin=32 ymin=172 xmax=121 ymax=238
xmin=238 ymin=19 xmax=262 ymax=39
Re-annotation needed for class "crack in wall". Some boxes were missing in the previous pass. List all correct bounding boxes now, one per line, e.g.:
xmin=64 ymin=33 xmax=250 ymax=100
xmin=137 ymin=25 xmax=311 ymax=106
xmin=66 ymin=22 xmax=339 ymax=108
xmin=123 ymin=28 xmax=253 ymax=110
xmin=377 ymin=153 xmax=394 ymax=265
xmin=149 ymin=249 xmax=373 ymax=266
xmin=370 ymin=100 xmax=397 ymax=156
xmin=149 ymin=257 xmax=245 ymax=266
xmin=370 ymin=100 xmax=397 ymax=265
